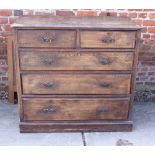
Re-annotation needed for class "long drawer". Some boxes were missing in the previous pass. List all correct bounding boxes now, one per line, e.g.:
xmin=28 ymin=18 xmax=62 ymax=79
xmin=20 ymin=50 xmax=133 ymax=71
xmin=80 ymin=30 xmax=136 ymax=48
xmin=22 ymin=73 xmax=131 ymax=95
xmin=23 ymin=98 xmax=130 ymax=121
xmin=17 ymin=30 xmax=76 ymax=48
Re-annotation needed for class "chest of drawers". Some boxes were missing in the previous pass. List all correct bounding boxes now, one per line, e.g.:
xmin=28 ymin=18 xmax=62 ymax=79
xmin=12 ymin=16 xmax=141 ymax=132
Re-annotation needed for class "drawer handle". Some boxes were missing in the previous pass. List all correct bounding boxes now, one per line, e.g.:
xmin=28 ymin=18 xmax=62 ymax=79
xmin=100 ymin=82 xmax=111 ymax=88
xmin=96 ymin=108 xmax=110 ymax=113
xmin=42 ymin=106 xmax=56 ymax=113
xmin=42 ymin=82 xmax=54 ymax=89
xmin=41 ymin=33 xmax=56 ymax=43
xmin=42 ymin=58 xmax=54 ymax=65
xmin=101 ymin=36 xmax=115 ymax=43
xmin=99 ymin=57 xmax=112 ymax=65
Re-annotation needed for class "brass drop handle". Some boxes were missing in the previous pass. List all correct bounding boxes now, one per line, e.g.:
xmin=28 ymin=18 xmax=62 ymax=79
xmin=99 ymin=57 xmax=112 ymax=65
xmin=42 ymin=82 xmax=54 ymax=89
xmin=100 ymin=82 xmax=111 ymax=88
xmin=43 ymin=59 xmax=54 ymax=65
xmin=42 ymin=106 xmax=56 ymax=113
xmin=101 ymin=36 xmax=115 ymax=43
xmin=42 ymin=58 xmax=54 ymax=65
xmin=41 ymin=34 xmax=56 ymax=43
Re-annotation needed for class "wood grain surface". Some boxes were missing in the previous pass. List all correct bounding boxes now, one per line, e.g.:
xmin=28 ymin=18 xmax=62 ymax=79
xmin=20 ymin=50 xmax=133 ymax=71
xmin=22 ymin=73 xmax=131 ymax=95
xmin=80 ymin=30 xmax=136 ymax=48
xmin=17 ymin=30 xmax=76 ymax=48
xmin=23 ymin=98 xmax=130 ymax=121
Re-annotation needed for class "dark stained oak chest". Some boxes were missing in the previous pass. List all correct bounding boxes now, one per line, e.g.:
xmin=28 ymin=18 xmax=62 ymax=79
xmin=12 ymin=16 xmax=141 ymax=132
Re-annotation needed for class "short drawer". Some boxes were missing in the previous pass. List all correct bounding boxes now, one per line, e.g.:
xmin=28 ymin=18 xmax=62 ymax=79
xmin=20 ymin=49 xmax=133 ymax=71
xmin=17 ymin=30 xmax=76 ymax=48
xmin=80 ymin=31 xmax=136 ymax=48
xmin=23 ymin=98 xmax=130 ymax=121
xmin=22 ymin=73 xmax=131 ymax=95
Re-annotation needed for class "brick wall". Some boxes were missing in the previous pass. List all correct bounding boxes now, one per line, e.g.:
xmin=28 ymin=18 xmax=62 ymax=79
xmin=0 ymin=9 xmax=155 ymax=100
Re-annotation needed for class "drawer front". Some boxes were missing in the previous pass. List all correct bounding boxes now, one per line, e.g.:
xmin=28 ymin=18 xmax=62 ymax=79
xmin=80 ymin=31 xmax=136 ymax=48
xmin=17 ymin=30 xmax=76 ymax=48
xmin=22 ymin=74 xmax=131 ymax=95
xmin=20 ymin=50 xmax=133 ymax=71
xmin=23 ymin=98 xmax=130 ymax=121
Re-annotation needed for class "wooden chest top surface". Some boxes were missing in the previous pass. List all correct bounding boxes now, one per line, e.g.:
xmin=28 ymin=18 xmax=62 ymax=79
xmin=12 ymin=15 xmax=141 ymax=29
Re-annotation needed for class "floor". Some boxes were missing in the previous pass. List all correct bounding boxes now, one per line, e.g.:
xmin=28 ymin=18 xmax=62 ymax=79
xmin=0 ymin=101 xmax=155 ymax=146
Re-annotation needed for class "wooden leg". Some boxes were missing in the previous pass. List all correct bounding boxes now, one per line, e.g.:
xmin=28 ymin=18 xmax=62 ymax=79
xmin=7 ymin=35 xmax=14 ymax=103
